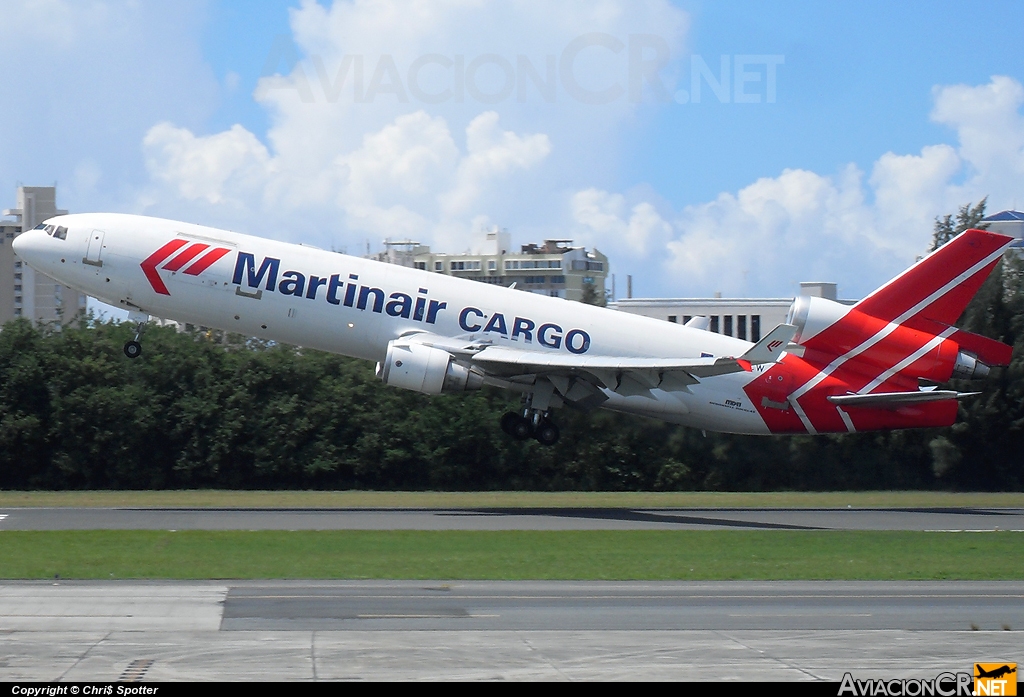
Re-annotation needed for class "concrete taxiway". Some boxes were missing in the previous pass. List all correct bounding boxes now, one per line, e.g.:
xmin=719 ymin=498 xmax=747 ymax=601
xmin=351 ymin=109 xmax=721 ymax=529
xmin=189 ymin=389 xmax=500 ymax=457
xmin=1 ymin=581 xmax=1021 ymax=681
xmin=2 ymin=506 xmax=1023 ymax=530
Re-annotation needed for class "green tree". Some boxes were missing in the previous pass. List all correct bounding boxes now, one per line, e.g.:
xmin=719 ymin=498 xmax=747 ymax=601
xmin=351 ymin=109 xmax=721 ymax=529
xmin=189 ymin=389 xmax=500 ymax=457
xmin=930 ymin=198 xmax=988 ymax=251
xmin=921 ymin=198 xmax=1024 ymax=489
xmin=580 ymin=282 xmax=606 ymax=307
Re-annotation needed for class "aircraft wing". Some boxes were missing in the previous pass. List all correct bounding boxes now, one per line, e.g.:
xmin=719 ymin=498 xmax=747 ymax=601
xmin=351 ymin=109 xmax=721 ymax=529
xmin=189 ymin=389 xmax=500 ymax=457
xmin=403 ymin=323 xmax=797 ymax=398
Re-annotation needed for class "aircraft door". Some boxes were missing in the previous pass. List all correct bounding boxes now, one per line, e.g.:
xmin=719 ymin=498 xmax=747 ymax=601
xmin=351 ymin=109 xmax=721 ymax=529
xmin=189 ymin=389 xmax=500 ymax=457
xmin=83 ymin=230 xmax=105 ymax=267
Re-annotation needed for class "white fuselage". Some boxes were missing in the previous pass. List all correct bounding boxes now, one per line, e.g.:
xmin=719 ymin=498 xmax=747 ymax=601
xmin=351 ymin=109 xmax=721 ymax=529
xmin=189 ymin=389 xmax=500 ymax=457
xmin=13 ymin=213 xmax=772 ymax=434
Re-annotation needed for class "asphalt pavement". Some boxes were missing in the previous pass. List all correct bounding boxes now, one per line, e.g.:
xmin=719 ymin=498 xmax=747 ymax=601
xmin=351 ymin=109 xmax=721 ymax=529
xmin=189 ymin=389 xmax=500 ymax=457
xmin=2 ymin=506 xmax=1023 ymax=530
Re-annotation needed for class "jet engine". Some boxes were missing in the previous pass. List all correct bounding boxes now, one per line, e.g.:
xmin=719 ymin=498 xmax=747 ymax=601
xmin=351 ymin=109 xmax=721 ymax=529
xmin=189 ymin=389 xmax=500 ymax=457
xmin=786 ymin=295 xmax=852 ymax=345
xmin=786 ymin=295 xmax=992 ymax=382
xmin=376 ymin=340 xmax=484 ymax=395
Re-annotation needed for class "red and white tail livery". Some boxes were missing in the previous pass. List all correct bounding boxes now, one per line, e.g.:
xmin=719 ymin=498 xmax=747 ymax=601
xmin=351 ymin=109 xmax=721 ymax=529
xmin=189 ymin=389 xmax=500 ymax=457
xmin=746 ymin=228 xmax=1013 ymax=434
xmin=13 ymin=215 xmax=1015 ymax=444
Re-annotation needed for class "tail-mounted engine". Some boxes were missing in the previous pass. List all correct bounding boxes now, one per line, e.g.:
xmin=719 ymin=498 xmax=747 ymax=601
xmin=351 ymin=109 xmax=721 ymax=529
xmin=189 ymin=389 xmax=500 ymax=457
xmin=786 ymin=295 xmax=851 ymax=345
xmin=376 ymin=340 xmax=484 ymax=395
xmin=786 ymin=295 xmax=994 ymax=382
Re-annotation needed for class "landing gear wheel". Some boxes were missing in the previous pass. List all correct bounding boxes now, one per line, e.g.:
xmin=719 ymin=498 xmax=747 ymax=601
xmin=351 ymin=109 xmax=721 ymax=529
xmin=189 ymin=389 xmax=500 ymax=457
xmin=500 ymin=411 xmax=520 ymax=435
xmin=123 ymin=340 xmax=142 ymax=359
xmin=534 ymin=420 xmax=560 ymax=446
xmin=510 ymin=415 xmax=533 ymax=441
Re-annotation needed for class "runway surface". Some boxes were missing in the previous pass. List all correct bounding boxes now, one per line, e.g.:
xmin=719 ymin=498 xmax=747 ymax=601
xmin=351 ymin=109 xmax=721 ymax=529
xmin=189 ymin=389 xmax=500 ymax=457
xmin=1 ymin=581 xmax=1021 ymax=681
xmin=2 ymin=506 xmax=1023 ymax=530
xmin=3 ymin=509 xmax=1021 ymax=680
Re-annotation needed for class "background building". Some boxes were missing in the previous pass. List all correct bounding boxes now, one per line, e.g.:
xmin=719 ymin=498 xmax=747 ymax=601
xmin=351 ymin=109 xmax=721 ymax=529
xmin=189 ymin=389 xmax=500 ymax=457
xmin=1 ymin=186 xmax=88 ymax=327
xmin=369 ymin=227 xmax=608 ymax=302
xmin=610 ymin=282 xmax=848 ymax=341
xmin=982 ymin=210 xmax=1024 ymax=254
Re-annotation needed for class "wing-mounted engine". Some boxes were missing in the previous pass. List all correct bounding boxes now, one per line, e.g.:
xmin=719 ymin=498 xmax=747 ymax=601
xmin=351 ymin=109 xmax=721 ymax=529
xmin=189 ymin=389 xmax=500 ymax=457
xmin=377 ymin=340 xmax=484 ymax=395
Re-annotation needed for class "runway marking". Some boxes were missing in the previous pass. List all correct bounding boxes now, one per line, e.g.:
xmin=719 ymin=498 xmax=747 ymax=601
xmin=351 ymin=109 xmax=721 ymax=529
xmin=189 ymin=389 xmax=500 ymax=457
xmin=230 ymin=592 xmax=1024 ymax=601
xmin=356 ymin=614 xmax=500 ymax=619
xmin=119 ymin=659 xmax=155 ymax=682
xmin=728 ymin=613 xmax=873 ymax=617
xmin=0 ymin=514 xmax=7 ymax=522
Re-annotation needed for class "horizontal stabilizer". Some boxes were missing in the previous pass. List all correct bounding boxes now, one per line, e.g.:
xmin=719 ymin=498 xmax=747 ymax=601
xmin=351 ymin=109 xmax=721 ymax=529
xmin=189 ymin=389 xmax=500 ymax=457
xmin=949 ymin=328 xmax=1014 ymax=367
xmin=827 ymin=390 xmax=979 ymax=408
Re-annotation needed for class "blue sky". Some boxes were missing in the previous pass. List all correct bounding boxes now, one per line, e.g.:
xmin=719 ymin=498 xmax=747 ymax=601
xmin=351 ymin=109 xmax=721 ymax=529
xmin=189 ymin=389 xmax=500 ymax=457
xmin=3 ymin=0 xmax=1024 ymax=299
xmin=195 ymin=1 xmax=1024 ymax=205
xmin=641 ymin=1 xmax=1024 ymax=205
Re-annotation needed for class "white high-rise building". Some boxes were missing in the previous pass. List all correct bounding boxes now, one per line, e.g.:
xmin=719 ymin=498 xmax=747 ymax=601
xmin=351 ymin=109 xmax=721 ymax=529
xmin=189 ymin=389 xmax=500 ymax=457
xmin=369 ymin=226 xmax=609 ymax=302
xmin=1 ymin=186 xmax=88 ymax=327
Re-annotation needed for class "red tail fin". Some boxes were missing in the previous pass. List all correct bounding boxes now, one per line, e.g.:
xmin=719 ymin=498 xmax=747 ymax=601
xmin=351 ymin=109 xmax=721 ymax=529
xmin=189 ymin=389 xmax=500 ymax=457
xmin=854 ymin=229 xmax=1013 ymax=326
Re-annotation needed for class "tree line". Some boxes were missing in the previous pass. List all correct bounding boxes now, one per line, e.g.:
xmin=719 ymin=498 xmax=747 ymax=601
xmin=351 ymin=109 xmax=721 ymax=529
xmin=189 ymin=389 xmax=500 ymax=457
xmin=0 ymin=203 xmax=1021 ymax=491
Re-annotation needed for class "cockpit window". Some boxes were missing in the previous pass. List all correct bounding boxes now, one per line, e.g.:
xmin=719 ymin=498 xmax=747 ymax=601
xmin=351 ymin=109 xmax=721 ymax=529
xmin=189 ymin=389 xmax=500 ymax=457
xmin=54 ymin=226 xmax=67 ymax=240
xmin=33 ymin=222 xmax=46 ymax=230
xmin=44 ymin=225 xmax=55 ymax=235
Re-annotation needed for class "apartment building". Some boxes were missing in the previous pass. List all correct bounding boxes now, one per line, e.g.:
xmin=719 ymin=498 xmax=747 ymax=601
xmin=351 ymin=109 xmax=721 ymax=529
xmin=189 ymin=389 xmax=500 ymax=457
xmin=371 ymin=227 xmax=608 ymax=302
xmin=1 ymin=186 xmax=88 ymax=327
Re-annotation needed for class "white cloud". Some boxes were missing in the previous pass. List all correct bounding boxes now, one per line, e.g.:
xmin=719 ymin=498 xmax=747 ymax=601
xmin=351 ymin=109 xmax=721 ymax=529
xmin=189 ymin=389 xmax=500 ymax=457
xmin=930 ymin=75 xmax=1024 ymax=202
xmin=665 ymin=166 xmax=881 ymax=297
xmin=144 ymin=123 xmax=275 ymax=206
xmin=868 ymin=145 xmax=961 ymax=235
xmin=439 ymin=112 xmax=551 ymax=219
xmin=571 ymin=189 xmax=672 ymax=258
xmin=0 ymin=0 xmax=218 ymax=212
xmin=575 ymin=76 xmax=1024 ymax=299
xmin=136 ymin=0 xmax=688 ymax=252
xmin=9 ymin=0 xmax=1024 ymax=310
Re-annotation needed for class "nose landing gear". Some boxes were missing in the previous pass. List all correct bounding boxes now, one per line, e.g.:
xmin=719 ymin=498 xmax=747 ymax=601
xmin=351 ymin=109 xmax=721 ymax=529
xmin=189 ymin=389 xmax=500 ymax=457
xmin=123 ymin=313 xmax=149 ymax=359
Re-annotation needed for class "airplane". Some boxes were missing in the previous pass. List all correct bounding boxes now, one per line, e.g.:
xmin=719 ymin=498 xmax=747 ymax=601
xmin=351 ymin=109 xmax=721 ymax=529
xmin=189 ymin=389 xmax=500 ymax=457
xmin=975 ymin=665 xmax=1016 ymax=680
xmin=12 ymin=213 xmax=1014 ymax=445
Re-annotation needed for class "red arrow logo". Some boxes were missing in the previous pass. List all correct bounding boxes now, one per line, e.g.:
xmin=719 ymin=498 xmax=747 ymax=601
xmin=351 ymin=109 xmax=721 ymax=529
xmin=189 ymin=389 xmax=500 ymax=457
xmin=141 ymin=240 xmax=232 ymax=295
xmin=141 ymin=240 xmax=189 ymax=295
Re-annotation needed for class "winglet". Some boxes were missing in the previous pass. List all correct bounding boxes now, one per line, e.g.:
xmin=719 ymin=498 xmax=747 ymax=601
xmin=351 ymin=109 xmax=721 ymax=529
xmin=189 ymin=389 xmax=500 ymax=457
xmin=740 ymin=323 xmax=798 ymax=365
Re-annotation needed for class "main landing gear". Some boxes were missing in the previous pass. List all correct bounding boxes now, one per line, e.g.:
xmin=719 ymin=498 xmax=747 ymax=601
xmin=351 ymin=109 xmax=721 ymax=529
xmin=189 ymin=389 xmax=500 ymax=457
xmin=500 ymin=381 xmax=563 ymax=446
xmin=500 ymin=410 xmax=561 ymax=446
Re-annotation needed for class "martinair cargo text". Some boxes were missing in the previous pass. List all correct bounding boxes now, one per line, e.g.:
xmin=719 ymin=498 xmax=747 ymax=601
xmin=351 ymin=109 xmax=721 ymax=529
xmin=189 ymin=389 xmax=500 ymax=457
xmin=13 ymin=214 xmax=1014 ymax=445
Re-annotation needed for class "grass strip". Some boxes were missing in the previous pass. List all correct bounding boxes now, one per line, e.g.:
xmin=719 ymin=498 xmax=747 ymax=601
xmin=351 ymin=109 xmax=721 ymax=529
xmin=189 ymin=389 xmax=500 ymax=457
xmin=0 ymin=530 xmax=1020 ymax=580
xmin=1 ymin=490 xmax=1023 ymax=509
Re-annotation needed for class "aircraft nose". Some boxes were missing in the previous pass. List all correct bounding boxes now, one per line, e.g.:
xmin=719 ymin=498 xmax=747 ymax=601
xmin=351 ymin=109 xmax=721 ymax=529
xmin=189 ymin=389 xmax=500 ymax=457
xmin=12 ymin=229 xmax=52 ymax=269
